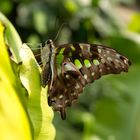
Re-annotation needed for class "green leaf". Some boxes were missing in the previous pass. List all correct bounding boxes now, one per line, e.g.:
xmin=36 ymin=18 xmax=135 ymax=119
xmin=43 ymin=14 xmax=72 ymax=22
xmin=0 ymin=12 xmax=22 ymax=63
xmin=20 ymin=44 xmax=55 ymax=140
xmin=0 ymin=12 xmax=55 ymax=140
xmin=0 ymin=21 xmax=32 ymax=140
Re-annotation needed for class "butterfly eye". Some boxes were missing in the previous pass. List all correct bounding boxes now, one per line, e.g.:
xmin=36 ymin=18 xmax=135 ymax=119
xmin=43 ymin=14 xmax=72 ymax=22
xmin=46 ymin=39 xmax=53 ymax=45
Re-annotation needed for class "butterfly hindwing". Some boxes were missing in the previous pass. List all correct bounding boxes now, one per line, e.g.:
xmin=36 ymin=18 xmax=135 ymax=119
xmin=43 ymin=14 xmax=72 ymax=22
xmin=47 ymin=58 xmax=85 ymax=119
xmin=41 ymin=41 xmax=131 ymax=119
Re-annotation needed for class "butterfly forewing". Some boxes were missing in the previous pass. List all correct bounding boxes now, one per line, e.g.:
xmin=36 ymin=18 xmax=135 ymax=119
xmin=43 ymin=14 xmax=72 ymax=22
xmin=55 ymin=43 xmax=130 ymax=82
xmin=41 ymin=41 xmax=131 ymax=119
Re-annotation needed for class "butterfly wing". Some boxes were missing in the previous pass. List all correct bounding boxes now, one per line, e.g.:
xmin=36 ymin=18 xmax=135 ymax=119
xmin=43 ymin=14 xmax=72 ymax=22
xmin=46 ymin=43 xmax=131 ymax=119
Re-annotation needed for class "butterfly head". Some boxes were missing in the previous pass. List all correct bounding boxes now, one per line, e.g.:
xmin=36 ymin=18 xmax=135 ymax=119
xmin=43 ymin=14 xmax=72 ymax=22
xmin=45 ymin=39 xmax=55 ymax=50
xmin=46 ymin=39 xmax=53 ymax=45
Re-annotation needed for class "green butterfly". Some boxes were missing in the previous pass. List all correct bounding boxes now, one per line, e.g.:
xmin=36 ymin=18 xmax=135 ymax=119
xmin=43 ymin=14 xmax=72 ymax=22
xmin=41 ymin=39 xmax=131 ymax=120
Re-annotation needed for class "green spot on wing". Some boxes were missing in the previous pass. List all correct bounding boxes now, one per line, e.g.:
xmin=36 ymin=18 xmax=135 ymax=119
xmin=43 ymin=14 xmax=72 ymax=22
xmin=59 ymin=48 xmax=65 ymax=54
xmin=93 ymin=59 xmax=100 ymax=65
xmin=71 ymin=45 xmax=76 ymax=51
xmin=56 ymin=54 xmax=64 ymax=67
xmin=84 ymin=59 xmax=91 ymax=68
xmin=74 ymin=59 xmax=82 ymax=69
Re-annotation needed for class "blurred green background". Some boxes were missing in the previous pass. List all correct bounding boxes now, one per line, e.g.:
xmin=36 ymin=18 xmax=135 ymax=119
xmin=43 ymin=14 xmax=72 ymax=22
xmin=1 ymin=0 xmax=140 ymax=140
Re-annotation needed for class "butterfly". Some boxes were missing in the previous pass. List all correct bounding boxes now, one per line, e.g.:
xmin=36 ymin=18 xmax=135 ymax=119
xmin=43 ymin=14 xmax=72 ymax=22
xmin=41 ymin=39 xmax=131 ymax=120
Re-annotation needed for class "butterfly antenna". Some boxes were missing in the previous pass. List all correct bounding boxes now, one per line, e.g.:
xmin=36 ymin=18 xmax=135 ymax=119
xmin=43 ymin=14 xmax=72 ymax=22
xmin=54 ymin=22 xmax=68 ymax=42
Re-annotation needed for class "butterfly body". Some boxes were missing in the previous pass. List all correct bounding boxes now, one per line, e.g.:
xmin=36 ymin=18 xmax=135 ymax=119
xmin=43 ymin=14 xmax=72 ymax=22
xmin=41 ymin=39 xmax=131 ymax=120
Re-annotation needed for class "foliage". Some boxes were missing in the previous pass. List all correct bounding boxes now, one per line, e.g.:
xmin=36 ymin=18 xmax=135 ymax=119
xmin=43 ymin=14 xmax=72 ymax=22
xmin=0 ymin=13 xmax=55 ymax=140
xmin=0 ymin=0 xmax=140 ymax=140
xmin=0 ymin=17 xmax=32 ymax=140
